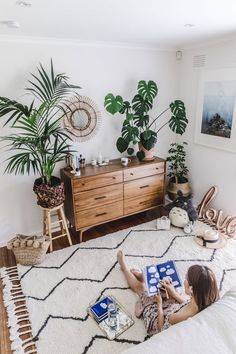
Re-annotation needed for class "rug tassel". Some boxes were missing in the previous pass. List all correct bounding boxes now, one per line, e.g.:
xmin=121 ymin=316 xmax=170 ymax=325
xmin=1 ymin=266 xmax=37 ymax=354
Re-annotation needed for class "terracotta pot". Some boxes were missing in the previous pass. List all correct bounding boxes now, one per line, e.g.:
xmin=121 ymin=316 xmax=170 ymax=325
xmin=33 ymin=176 xmax=65 ymax=208
xmin=138 ymin=143 xmax=155 ymax=161
xmin=167 ymin=181 xmax=191 ymax=201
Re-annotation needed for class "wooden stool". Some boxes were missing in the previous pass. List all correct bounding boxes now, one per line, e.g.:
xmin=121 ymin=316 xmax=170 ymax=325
xmin=42 ymin=204 xmax=72 ymax=252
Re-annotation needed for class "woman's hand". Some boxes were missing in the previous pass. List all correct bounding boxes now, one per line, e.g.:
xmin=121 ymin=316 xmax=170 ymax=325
xmin=160 ymin=279 xmax=177 ymax=299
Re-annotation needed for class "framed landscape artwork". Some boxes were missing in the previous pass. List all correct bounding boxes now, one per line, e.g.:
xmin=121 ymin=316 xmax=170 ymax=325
xmin=195 ymin=67 xmax=236 ymax=152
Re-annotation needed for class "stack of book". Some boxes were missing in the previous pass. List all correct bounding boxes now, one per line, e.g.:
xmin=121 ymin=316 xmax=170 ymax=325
xmin=89 ymin=296 xmax=113 ymax=323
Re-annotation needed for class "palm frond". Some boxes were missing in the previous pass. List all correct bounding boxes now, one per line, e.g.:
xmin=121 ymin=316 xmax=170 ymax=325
xmin=26 ymin=61 xmax=81 ymax=105
xmin=0 ymin=97 xmax=34 ymax=126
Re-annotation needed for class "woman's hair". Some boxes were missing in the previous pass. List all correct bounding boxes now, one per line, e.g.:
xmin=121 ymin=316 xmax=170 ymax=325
xmin=187 ymin=265 xmax=219 ymax=311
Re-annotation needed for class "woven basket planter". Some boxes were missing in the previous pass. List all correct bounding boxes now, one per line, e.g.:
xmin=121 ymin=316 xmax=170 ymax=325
xmin=33 ymin=176 xmax=65 ymax=209
xmin=7 ymin=234 xmax=50 ymax=266
xmin=167 ymin=181 xmax=191 ymax=201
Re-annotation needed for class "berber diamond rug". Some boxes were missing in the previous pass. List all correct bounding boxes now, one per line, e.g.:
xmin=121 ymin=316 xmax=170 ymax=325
xmin=1 ymin=220 xmax=236 ymax=354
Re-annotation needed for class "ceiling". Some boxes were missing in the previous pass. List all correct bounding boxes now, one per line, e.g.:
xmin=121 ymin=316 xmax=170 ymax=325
xmin=1 ymin=0 xmax=236 ymax=50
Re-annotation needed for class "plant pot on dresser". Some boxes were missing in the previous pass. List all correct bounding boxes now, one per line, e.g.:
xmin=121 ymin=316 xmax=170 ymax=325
xmin=60 ymin=156 xmax=166 ymax=242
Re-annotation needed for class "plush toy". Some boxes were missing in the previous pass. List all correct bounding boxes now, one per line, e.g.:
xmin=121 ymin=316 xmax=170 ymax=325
xmin=168 ymin=191 xmax=198 ymax=222
xmin=169 ymin=207 xmax=190 ymax=228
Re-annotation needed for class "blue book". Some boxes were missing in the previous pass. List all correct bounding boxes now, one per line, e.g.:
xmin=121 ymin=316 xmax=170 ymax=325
xmin=144 ymin=260 xmax=182 ymax=296
xmin=90 ymin=296 xmax=113 ymax=321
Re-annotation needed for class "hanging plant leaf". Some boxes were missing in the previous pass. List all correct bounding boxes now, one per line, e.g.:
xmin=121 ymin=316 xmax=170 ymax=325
xmin=132 ymin=94 xmax=152 ymax=115
xmin=137 ymin=80 xmax=158 ymax=101
xmin=137 ymin=150 xmax=145 ymax=161
xmin=104 ymin=94 xmax=123 ymax=115
xmin=127 ymin=147 xmax=134 ymax=155
xmin=116 ymin=137 xmax=129 ymax=153
xmin=119 ymin=101 xmax=131 ymax=114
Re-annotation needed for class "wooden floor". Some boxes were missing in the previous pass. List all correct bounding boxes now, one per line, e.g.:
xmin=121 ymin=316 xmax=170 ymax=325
xmin=0 ymin=209 xmax=160 ymax=354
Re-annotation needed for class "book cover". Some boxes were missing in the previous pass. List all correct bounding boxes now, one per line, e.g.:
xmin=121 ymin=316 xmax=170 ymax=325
xmin=144 ymin=260 xmax=182 ymax=296
xmin=90 ymin=296 xmax=113 ymax=320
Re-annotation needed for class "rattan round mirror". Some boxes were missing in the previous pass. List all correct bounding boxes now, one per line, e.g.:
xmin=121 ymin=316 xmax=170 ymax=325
xmin=63 ymin=96 xmax=101 ymax=142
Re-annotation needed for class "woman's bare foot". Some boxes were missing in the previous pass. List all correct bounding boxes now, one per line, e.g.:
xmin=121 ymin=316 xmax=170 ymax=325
xmin=117 ymin=250 xmax=126 ymax=271
xmin=130 ymin=269 xmax=144 ymax=282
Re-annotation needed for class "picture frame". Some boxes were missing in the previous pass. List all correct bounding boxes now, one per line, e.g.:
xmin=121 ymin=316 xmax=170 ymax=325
xmin=195 ymin=67 xmax=236 ymax=152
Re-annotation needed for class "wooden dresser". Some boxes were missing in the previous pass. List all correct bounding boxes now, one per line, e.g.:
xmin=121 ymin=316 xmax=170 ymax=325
xmin=61 ymin=156 xmax=166 ymax=242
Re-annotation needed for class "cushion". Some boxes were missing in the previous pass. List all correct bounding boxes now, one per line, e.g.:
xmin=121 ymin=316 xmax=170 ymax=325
xmin=122 ymin=287 xmax=236 ymax=354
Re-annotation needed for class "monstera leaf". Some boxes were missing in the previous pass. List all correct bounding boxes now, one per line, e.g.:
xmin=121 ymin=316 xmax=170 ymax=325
xmin=119 ymin=101 xmax=131 ymax=114
xmin=133 ymin=113 xmax=149 ymax=128
xmin=140 ymin=129 xmax=157 ymax=150
xmin=169 ymin=100 xmax=188 ymax=135
xmin=132 ymin=94 xmax=152 ymax=115
xmin=121 ymin=120 xmax=139 ymax=143
xmin=137 ymin=80 xmax=158 ymax=101
xmin=116 ymin=137 xmax=129 ymax=153
xmin=136 ymin=150 xmax=145 ymax=161
xmin=127 ymin=147 xmax=134 ymax=155
xmin=104 ymin=94 xmax=123 ymax=115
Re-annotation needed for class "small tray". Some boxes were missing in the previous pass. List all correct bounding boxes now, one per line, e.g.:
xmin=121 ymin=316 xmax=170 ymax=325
xmin=88 ymin=295 xmax=134 ymax=340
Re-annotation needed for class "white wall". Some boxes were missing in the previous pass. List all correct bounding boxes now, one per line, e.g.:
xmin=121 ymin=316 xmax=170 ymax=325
xmin=179 ymin=38 xmax=236 ymax=215
xmin=0 ymin=37 xmax=178 ymax=244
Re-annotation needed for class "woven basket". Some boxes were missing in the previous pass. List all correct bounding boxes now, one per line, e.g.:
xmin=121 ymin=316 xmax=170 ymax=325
xmin=7 ymin=234 xmax=50 ymax=266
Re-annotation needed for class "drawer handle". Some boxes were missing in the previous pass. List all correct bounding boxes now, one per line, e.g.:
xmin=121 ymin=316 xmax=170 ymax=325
xmin=156 ymin=167 xmax=159 ymax=170
xmin=140 ymin=185 xmax=149 ymax=189
xmin=112 ymin=176 xmax=116 ymax=179
xmin=95 ymin=196 xmax=106 ymax=200
xmin=130 ymin=173 xmax=134 ymax=176
xmin=96 ymin=212 xmax=107 ymax=217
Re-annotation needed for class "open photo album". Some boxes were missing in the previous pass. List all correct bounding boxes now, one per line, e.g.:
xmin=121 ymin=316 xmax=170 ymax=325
xmin=144 ymin=260 xmax=182 ymax=296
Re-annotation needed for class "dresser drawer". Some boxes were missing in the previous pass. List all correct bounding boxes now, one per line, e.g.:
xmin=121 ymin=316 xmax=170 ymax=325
xmin=76 ymin=201 xmax=123 ymax=229
xmin=73 ymin=171 xmax=123 ymax=192
xmin=124 ymin=174 xmax=164 ymax=199
xmin=124 ymin=193 xmax=163 ymax=215
xmin=124 ymin=162 xmax=164 ymax=181
xmin=74 ymin=184 xmax=123 ymax=210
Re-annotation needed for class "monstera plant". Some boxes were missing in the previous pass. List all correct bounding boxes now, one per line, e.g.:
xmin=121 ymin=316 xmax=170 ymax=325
xmin=0 ymin=60 xmax=80 ymax=208
xmin=104 ymin=80 xmax=188 ymax=160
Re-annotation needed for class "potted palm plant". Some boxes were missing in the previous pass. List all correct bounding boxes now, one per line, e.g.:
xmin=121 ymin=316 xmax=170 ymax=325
xmin=0 ymin=60 xmax=80 ymax=208
xmin=166 ymin=142 xmax=191 ymax=200
xmin=104 ymin=80 xmax=188 ymax=160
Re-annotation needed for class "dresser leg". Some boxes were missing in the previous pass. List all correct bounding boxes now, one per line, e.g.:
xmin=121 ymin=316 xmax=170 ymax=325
xmin=79 ymin=230 xmax=83 ymax=243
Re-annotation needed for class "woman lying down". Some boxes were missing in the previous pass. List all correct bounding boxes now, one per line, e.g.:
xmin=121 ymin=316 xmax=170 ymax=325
xmin=117 ymin=251 xmax=219 ymax=335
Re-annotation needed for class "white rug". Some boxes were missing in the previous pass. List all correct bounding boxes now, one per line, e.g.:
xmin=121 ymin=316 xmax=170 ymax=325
xmin=1 ymin=220 xmax=236 ymax=354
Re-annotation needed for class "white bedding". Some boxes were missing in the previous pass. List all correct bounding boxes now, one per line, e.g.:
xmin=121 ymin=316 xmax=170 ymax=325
xmin=123 ymin=287 xmax=236 ymax=354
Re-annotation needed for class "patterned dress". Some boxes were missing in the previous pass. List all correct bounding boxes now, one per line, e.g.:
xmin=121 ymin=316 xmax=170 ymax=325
xmin=136 ymin=291 xmax=188 ymax=335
